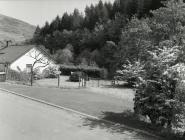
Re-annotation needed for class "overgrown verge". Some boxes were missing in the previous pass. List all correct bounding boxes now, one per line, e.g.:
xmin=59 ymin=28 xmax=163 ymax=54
xmin=102 ymin=110 xmax=184 ymax=140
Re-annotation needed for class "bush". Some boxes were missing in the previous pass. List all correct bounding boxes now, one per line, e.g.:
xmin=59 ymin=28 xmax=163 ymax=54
xmin=116 ymin=61 xmax=145 ymax=87
xmin=134 ymin=45 xmax=185 ymax=130
xmin=42 ymin=66 xmax=58 ymax=78
xmin=59 ymin=64 xmax=102 ymax=78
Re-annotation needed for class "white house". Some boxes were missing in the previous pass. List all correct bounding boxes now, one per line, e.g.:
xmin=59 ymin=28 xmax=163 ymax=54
xmin=0 ymin=45 xmax=58 ymax=73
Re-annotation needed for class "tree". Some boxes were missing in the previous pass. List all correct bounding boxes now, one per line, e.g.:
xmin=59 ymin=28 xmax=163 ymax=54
xmin=32 ymin=25 xmax=42 ymax=44
xmin=84 ymin=4 xmax=99 ymax=30
xmin=77 ymin=49 xmax=92 ymax=66
xmin=91 ymin=49 xmax=101 ymax=66
xmin=29 ymin=49 xmax=50 ymax=70
xmin=118 ymin=17 xmax=152 ymax=63
xmin=134 ymin=44 xmax=185 ymax=129
xmin=31 ymin=0 xmax=169 ymax=79
xmin=116 ymin=1 xmax=185 ymax=132
xmin=100 ymin=41 xmax=118 ymax=78
xmin=53 ymin=44 xmax=74 ymax=64
xmin=28 ymin=48 xmax=50 ymax=86
xmin=50 ymin=15 xmax=61 ymax=31
xmin=41 ymin=21 xmax=51 ymax=35
xmin=117 ymin=61 xmax=145 ymax=87
xmin=150 ymin=0 xmax=185 ymax=44
xmin=71 ymin=9 xmax=84 ymax=30
xmin=61 ymin=12 xmax=73 ymax=30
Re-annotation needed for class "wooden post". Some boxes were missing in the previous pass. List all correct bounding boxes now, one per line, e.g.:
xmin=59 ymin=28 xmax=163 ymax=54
xmin=30 ymin=66 xmax=33 ymax=86
xmin=58 ymin=74 xmax=60 ymax=88
xmin=82 ymin=77 xmax=84 ymax=87
xmin=4 ymin=64 xmax=8 ymax=81
xmin=79 ymin=77 xmax=81 ymax=88
xmin=84 ymin=78 xmax=86 ymax=87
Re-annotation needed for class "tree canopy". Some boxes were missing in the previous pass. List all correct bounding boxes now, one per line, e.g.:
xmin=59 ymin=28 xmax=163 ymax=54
xmin=32 ymin=0 xmax=168 ymax=77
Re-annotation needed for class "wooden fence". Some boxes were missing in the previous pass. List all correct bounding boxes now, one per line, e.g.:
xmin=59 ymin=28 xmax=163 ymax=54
xmin=6 ymin=69 xmax=30 ymax=85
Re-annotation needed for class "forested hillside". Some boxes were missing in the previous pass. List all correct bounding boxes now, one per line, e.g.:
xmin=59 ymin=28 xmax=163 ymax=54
xmin=32 ymin=0 xmax=167 ymax=77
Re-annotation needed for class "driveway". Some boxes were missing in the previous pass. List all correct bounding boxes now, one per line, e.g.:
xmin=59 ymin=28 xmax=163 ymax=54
xmin=0 ymin=90 xmax=158 ymax=140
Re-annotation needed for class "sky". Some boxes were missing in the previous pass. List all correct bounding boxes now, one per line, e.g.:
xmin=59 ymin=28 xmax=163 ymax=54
xmin=0 ymin=0 xmax=115 ymax=26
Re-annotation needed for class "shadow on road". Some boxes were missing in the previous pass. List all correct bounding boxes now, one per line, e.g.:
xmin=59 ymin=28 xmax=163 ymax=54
xmin=82 ymin=111 xmax=167 ymax=140
xmin=83 ymin=110 xmax=185 ymax=140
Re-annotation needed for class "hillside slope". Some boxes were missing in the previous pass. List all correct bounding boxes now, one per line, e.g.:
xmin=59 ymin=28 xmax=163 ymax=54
xmin=0 ymin=14 xmax=36 ymax=43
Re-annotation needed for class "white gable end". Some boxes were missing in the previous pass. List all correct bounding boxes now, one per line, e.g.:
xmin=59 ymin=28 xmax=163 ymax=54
xmin=10 ymin=47 xmax=56 ymax=72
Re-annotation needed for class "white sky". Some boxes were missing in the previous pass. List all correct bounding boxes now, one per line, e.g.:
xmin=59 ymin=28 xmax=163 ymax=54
xmin=0 ymin=0 xmax=115 ymax=26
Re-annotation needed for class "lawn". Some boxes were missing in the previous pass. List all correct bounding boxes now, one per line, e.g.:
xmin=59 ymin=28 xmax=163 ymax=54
xmin=34 ymin=75 xmax=125 ymax=89
xmin=34 ymin=76 xmax=79 ymax=88
xmin=0 ymin=82 xmax=135 ymax=117
xmin=2 ymin=82 xmax=180 ymax=139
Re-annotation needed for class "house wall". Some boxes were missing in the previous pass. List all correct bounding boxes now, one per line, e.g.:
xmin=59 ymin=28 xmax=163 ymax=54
xmin=10 ymin=47 xmax=57 ymax=73
xmin=0 ymin=64 xmax=5 ymax=72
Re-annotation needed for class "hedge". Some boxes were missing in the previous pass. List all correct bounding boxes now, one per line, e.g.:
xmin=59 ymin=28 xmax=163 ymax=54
xmin=59 ymin=64 xmax=104 ymax=78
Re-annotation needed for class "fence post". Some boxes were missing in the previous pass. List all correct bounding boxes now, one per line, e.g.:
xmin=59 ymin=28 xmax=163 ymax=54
xmin=84 ymin=78 xmax=86 ymax=87
xmin=98 ymin=79 xmax=100 ymax=87
xmin=79 ymin=77 xmax=81 ymax=88
xmin=58 ymin=74 xmax=60 ymax=88
xmin=30 ymin=66 xmax=33 ymax=86
xmin=82 ymin=78 xmax=84 ymax=87
xmin=5 ymin=66 xmax=8 ymax=81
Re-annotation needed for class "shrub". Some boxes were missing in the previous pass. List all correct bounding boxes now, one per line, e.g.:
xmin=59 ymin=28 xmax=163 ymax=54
xmin=134 ymin=45 xmax=185 ymax=130
xmin=59 ymin=64 xmax=102 ymax=78
xmin=42 ymin=66 xmax=58 ymax=78
xmin=116 ymin=61 xmax=145 ymax=87
xmin=118 ymin=44 xmax=185 ymax=132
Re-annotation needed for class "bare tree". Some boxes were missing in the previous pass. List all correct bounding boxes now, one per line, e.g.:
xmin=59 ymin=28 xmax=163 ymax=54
xmin=29 ymin=50 xmax=49 ymax=69
xmin=28 ymin=49 xmax=50 ymax=86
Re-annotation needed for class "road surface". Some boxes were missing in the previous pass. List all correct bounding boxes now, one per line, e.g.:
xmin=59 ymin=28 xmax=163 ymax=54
xmin=0 ymin=90 xmax=158 ymax=140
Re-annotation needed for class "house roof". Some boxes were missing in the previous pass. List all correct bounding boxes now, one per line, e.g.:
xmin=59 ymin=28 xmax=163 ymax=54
xmin=0 ymin=44 xmax=53 ymax=64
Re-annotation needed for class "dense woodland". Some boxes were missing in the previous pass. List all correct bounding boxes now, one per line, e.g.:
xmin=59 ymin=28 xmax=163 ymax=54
xmin=32 ymin=0 xmax=185 ymax=136
xmin=32 ymin=0 xmax=167 ymax=77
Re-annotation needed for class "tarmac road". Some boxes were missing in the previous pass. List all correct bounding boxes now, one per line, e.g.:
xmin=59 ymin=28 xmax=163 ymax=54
xmin=0 ymin=90 xmax=159 ymax=140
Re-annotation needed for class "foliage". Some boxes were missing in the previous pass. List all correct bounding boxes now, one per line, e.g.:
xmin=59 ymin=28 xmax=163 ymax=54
xmin=59 ymin=64 xmax=103 ymax=78
xmin=100 ymin=41 xmax=118 ymax=78
xmin=117 ymin=61 xmax=145 ymax=87
xmin=30 ymin=0 xmax=185 ymax=135
xmin=53 ymin=44 xmax=74 ymax=64
xmin=150 ymin=0 xmax=185 ymax=44
xmin=42 ymin=66 xmax=58 ymax=78
xmin=113 ymin=1 xmax=185 ymax=133
xmin=118 ymin=17 xmax=152 ymax=63
xmin=32 ymin=0 xmax=166 ymax=73
xmin=118 ymin=1 xmax=185 ymax=129
xmin=134 ymin=44 xmax=185 ymax=129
